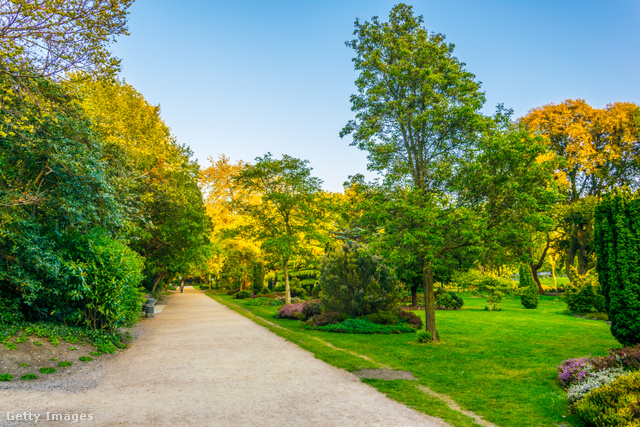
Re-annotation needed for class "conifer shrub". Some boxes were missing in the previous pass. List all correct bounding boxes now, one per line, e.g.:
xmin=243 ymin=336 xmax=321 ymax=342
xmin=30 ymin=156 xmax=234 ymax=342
xmin=519 ymin=265 xmax=539 ymax=309
xmin=594 ymin=188 xmax=640 ymax=346
xmin=319 ymin=242 xmax=401 ymax=317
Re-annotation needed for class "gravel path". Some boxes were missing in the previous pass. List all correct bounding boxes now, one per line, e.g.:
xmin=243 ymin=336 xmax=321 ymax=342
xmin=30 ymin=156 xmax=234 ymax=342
xmin=0 ymin=289 xmax=447 ymax=426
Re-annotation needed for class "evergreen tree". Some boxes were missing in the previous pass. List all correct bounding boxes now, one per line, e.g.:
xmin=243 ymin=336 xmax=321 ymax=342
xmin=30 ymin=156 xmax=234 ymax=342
xmin=519 ymin=265 xmax=539 ymax=309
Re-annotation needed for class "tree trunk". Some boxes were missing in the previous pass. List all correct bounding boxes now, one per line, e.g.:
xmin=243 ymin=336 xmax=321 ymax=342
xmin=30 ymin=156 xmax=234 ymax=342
xmin=411 ymin=284 xmax=418 ymax=307
xmin=151 ymin=272 xmax=165 ymax=294
xmin=423 ymin=263 xmax=438 ymax=340
xmin=283 ymin=257 xmax=291 ymax=305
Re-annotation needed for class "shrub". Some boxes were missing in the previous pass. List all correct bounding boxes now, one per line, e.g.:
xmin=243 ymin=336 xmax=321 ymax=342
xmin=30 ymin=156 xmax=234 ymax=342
xmin=57 ymin=361 xmax=72 ymax=367
xmin=519 ymin=265 xmax=539 ymax=309
xmin=0 ymin=297 xmax=24 ymax=325
xmin=21 ymin=373 xmax=38 ymax=380
xmin=397 ymin=310 xmax=423 ymax=330
xmin=79 ymin=356 xmax=93 ymax=362
xmin=558 ymin=356 xmax=595 ymax=389
xmin=310 ymin=311 xmax=346 ymax=327
xmin=567 ymin=367 xmax=625 ymax=406
xmin=268 ymin=300 xmax=284 ymax=307
xmin=226 ymin=288 xmax=240 ymax=295
xmin=367 ymin=311 xmax=399 ymax=325
xmin=315 ymin=318 xmax=415 ymax=334
xmin=416 ymin=330 xmax=432 ymax=343
xmin=245 ymin=297 xmax=272 ymax=306
xmin=435 ymin=290 xmax=464 ymax=310
xmin=0 ymin=373 xmax=13 ymax=381
xmin=302 ymin=300 xmax=323 ymax=319
xmin=234 ymin=290 xmax=252 ymax=299
xmin=320 ymin=242 xmax=401 ymax=317
xmin=595 ymin=188 xmax=640 ymax=346
xmin=573 ymin=371 xmax=640 ymax=426
xmin=454 ymin=270 xmax=514 ymax=311
xmin=563 ymin=267 xmax=605 ymax=314
xmin=251 ymin=262 xmax=265 ymax=295
xmin=39 ymin=367 xmax=57 ymax=374
xmin=276 ymin=303 xmax=307 ymax=320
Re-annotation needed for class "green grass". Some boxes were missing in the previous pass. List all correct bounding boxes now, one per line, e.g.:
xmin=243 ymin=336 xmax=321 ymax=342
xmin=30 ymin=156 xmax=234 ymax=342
xmin=210 ymin=292 xmax=618 ymax=427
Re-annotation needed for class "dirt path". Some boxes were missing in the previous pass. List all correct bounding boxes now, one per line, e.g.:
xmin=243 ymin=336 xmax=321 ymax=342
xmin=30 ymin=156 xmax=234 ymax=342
xmin=0 ymin=289 xmax=447 ymax=426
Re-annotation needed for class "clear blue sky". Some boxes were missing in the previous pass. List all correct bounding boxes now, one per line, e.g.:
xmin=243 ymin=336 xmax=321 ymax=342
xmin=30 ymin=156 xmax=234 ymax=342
xmin=112 ymin=0 xmax=640 ymax=192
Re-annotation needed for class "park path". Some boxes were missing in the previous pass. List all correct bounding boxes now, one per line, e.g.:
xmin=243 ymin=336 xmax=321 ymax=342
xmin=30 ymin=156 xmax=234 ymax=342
xmin=1 ymin=288 xmax=446 ymax=426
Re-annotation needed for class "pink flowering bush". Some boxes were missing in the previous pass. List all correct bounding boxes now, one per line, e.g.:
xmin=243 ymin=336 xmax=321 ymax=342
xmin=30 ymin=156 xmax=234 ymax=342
xmin=276 ymin=301 xmax=323 ymax=321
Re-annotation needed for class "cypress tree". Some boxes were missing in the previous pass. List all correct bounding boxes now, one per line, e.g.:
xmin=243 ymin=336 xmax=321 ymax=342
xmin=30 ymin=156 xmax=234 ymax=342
xmin=594 ymin=188 xmax=640 ymax=346
xmin=519 ymin=264 xmax=539 ymax=309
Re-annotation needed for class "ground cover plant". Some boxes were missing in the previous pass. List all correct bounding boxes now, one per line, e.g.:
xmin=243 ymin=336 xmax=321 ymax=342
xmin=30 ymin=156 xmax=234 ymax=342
xmin=211 ymin=291 xmax=618 ymax=427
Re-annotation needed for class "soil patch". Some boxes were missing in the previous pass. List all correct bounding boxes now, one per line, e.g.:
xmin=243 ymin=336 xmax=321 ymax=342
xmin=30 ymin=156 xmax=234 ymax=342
xmin=353 ymin=369 xmax=418 ymax=381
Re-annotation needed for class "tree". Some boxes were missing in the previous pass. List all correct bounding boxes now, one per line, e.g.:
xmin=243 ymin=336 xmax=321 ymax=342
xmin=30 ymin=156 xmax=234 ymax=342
xmin=0 ymin=0 xmax=133 ymax=78
xmin=594 ymin=188 xmax=640 ymax=346
xmin=521 ymin=99 xmax=640 ymax=280
xmin=519 ymin=264 xmax=538 ymax=309
xmin=341 ymin=4 xmax=558 ymax=338
xmin=234 ymin=153 xmax=325 ymax=305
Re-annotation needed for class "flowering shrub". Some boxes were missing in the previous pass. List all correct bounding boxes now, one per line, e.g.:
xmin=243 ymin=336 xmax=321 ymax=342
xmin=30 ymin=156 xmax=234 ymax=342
xmin=557 ymin=356 xmax=595 ymax=389
xmin=276 ymin=303 xmax=307 ymax=320
xmin=566 ymin=367 xmax=625 ymax=405
xmin=573 ymin=371 xmax=640 ymax=426
xmin=397 ymin=310 xmax=423 ymax=330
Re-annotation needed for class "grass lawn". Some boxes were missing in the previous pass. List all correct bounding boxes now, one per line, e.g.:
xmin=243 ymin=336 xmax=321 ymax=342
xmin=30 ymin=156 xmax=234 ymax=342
xmin=209 ymin=292 xmax=618 ymax=427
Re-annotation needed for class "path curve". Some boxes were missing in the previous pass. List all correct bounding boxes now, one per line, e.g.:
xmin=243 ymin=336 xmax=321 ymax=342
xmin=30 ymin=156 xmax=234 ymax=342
xmin=1 ymin=289 xmax=447 ymax=426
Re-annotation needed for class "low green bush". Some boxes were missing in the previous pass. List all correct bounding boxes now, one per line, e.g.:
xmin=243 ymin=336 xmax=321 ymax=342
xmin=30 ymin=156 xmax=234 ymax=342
xmin=313 ymin=318 xmax=415 ymax=334
xmin=234 ymin=290 xmax=252 ymax=299
xmin=573 ymin=370 xmax=640 ymax=426
xmin=435 ymin=291 xmax=464 ymax=310
xmin=39 ymin=367 xmax=56 ymax=374
xmin=57 ymin=361 xmax=72 ymax=367
xmin=21 ymin=373 xmax=38 ymax=380
xmin=0 ymin=373 xmax=13 ymax=381
xmin=416 ymin=330 xmax=433 ymax=343
xmin=79 ymin=356 xmax=93 ymax=362
xmin=563 ymin=268 xmax=605 ymax=314
xmin=309 ymin=311 xmax=346 ymax=327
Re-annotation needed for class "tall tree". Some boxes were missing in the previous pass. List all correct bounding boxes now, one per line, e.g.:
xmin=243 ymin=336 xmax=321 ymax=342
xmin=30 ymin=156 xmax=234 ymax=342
xmin=234 ymin=153 xmax=325 ymax=305
xmin=0 ymin=0 xmax=133 ymax=78
xmin=340 ymin=4 xmax=486 ymax=338
xmin=521 ymin=99 xmax=640 ymax=280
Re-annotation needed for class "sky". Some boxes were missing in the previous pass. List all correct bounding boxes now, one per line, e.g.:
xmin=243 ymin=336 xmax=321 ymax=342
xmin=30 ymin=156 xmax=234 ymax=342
xmin=111 ymin=0 xmax=640 ymax=192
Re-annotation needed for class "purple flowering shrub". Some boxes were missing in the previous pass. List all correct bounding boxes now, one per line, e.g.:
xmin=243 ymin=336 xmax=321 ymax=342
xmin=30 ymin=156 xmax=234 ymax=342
xmin=557 ymin=356 xmax=595 ymax=389
xmin=276 ymin=300 xmax=323 ymax=321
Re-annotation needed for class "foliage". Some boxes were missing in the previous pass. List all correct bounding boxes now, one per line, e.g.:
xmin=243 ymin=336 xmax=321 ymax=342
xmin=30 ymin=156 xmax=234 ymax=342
xmin=302 ymin=300 xmax=323 ymax=320
xmin=454 ymin=270 xmax=515 ymax=311
xmin=57 ymin=361 xmax=72 ymax=368
xmin=397 ymin=310 xmax=423 ymax=330
xmin=233 ymin=153 xmax=326 ymax=305
xmin=594 ymin=188 xmax=640 ymax=345
xmin=367 ymin=311 xmax=399 ymax=325
xmin=276 ymin=302 xmax=307 ymax=320
xmin=0 ymin=0 xmax=132 ymax=78
xmin=252 ymin=262 xmax=265 ymax=294
xmin=320 ymin=242 xmax=401 ymax=317
xmin=79 ymin=356 xmax=93 ymax=362
xmin=573 ymin=371 xmax=640 ymax=427
xmin=435 ymin=290 xmax=464 ymax=310
xmin=0 ymin=298 xmax=24 ymax=324
xmin=519 ymin=265 xmax=539 ymax=309
xmin=20 ymin=373 xmax=38 ymax=380
xmin=558 ymin=356 xmax=595 ymax=389
xmin=562 ymin=267 xmax=605 ymax=313
xmin=566 ymin=367 xmax=625 ymax=406
xmin=313 ymin=318 xmax=416 ymax=334
xmin=234 ymin=290 xmax=252 ymax=300
xmin=416 ymin=330 xmax=433 ymax=343
xmin=309 ymin=311 xmax=346 ymax=327
xmin=39 ymin=367 xmax=56 ymax=374
xmin=0 ymin=373 xmax=13 ymax=381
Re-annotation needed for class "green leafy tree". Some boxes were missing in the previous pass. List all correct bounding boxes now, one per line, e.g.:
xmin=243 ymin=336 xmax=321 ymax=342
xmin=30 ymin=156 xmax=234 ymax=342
xmin=234 ymin=153 xmax=325 ymax=305
xmin=594 ymin=188 xmax=640 ymax=345
xmin=341 ymin=4 xmax=558 ymax=338
xmin=519 ymin=264 xmax=539 ymax=309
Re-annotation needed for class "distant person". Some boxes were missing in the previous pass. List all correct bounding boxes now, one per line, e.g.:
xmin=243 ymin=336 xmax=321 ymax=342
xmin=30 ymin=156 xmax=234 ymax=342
xmin=180 ymin=280 xmax=185 ymax=293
